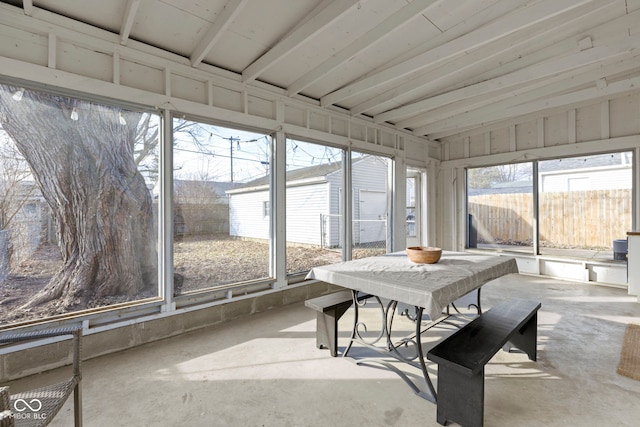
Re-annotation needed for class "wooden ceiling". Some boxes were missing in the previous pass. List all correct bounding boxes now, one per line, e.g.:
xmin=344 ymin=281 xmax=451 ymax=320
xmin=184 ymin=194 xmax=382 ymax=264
xmin=3 ymin=0 xmax=640 ymax=142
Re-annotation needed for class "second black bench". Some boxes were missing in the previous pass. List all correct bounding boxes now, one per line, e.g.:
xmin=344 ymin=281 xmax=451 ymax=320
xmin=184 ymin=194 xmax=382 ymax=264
xmin=427 ymin=298 xmax=541 ymax=427
xmin=305 ymin=290 xmax=371 ymax=357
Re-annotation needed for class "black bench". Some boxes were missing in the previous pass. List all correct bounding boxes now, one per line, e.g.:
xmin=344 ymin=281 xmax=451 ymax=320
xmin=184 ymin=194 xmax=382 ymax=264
xmin=427 ymin=298 xmax=541 ymax=427
xmin=305 ymin=290 xmax=371 ymax=357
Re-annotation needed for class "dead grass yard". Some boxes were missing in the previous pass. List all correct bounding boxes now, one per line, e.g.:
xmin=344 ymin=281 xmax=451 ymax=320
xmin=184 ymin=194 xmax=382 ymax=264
xmin=1 ymin=236 xmax=385 ymax=324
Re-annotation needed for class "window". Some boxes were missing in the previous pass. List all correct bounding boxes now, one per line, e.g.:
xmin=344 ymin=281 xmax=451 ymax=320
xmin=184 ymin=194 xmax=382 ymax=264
xmin=406 ymin=177 xmax=416 ymax=238
xmin=172 ymin=119 xmax=271 ymax=293
xmin=0 ymin=84 xmax=160 ymax=326
xmin=351 ymin=151 xmax=390 ymax=259
xmin=538 ymin=152 xmax=632 ymax=256
xmin=283 ymin=141 xmax=392 ymax=274
xmin=406 ymin=169 xmax=424 ymax=248
xmin=467 ymin=163 xmax=533 ymax=253
xmin=285 ymin=139 xmax=343 ymax=275
xmin=467 ymin=151 xmax=632 ymax=259
xmin=0 ymin=84 xmax=406 ymax=327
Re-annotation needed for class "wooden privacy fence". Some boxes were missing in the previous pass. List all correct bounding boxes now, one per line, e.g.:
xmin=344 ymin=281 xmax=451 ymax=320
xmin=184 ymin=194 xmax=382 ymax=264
xmin=468 ymin=189 xmax=631 ymax=249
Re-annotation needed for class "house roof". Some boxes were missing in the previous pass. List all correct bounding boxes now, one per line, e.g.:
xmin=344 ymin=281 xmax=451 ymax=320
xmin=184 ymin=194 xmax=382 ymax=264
xmin=1 ymin=0 xmax=638 ymax=144
xmin=468 ymin=181 xmax=533 ymax=196
xmin=539 ymin=152 xmax=631 ymax=173
xmin=228 ymin=161 xmax=342 ymax=193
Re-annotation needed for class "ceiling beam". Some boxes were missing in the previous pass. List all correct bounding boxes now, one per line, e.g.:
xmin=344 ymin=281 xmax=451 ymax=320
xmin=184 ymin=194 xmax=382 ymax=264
xmin=386 ymin=35 xmax=640 ymax=128
xmin=22 ymin=0 xmax=33 ymax=16
xmin=190 ymin=0 xmax=248 ymax=67
xmin=351 ymin=21 xmax=575 ymax=117
xmin=320 ymin=0 xmax=613 ymax=108
xmin=409 ymin=53 xmax=640 ymax=135
xmin=421 ymin=70 xmax=640 ymax=139
xmin=241 ymin=0 xmax=362 ymax=83
xmin=357 ymin=0 xmax=617 ymax=118
xmin=120 ymin=0 xmax=141 ymax=46
xmin=286 ymin=0 xmax=440 ymax=96
xmin=346 ymin=0 xmax=534 ymax=115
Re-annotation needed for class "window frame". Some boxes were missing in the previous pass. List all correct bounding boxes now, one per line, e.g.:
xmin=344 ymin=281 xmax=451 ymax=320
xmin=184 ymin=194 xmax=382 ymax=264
xmin=465 ymin=150 xmax=633 ymax=260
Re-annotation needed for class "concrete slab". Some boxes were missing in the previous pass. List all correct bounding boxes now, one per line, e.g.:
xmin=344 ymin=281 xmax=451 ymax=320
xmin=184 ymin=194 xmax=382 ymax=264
xmin=5 ymin=274 xmax=640 ymax=426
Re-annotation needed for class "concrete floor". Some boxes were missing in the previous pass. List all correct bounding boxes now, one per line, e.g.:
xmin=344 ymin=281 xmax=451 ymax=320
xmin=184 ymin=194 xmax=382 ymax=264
xmin=6 ymin=274 xmax=640 ymax=426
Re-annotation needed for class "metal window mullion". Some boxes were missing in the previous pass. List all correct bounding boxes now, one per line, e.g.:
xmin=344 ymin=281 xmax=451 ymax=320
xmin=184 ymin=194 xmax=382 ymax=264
xmin=161 ymin=109 xmax=175 ymax=310
xmin=271 ymin=131 xmax=287 ymax=288
xmin=634 ymin=148 xmax=639 ymax=232
xmin=533 ymin=161 xmax=540 ymax=255
xmin=343 ymin=147 xmax=352 ymax=261
xmin=390 ymin=155 xmax=406 ymax=253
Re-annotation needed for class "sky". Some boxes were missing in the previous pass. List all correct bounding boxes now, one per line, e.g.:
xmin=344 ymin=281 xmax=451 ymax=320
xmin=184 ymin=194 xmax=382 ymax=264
xmin=172 ymin=121 xmax=345 ymax=183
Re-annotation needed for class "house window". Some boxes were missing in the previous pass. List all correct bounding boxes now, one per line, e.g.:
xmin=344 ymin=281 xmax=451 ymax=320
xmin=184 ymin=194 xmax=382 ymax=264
xmin=21 ymin=202 xmax=37 ymax=218
xmin=0 ymin=83 xmax=160 ymax=327
xmin=173 ymin=119 xmax=271 ymax=293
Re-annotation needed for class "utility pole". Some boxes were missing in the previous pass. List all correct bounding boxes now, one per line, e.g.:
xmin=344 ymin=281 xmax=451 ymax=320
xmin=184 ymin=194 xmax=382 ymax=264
xmin=226 ymin=136 xmax=239 ymax=181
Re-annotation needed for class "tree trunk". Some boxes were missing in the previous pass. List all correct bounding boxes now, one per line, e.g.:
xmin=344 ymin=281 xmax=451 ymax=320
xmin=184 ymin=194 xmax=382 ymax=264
xmin=0 ymin=86 xmax=157 ymax=309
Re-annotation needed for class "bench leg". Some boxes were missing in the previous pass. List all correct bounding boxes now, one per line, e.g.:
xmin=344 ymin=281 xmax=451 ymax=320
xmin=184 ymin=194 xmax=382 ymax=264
xmin=74 ymin=381 xmax=83 ymax=427
xmin=436 ymin=365 xmax=485 ymax=427
xmin=316 ymin=305 xmax=351 ymax=357
xmin=502 ymin=312 xmax=538 ymax=361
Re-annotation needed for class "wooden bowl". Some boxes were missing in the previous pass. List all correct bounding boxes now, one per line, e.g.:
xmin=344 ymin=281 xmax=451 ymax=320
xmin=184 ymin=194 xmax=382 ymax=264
xmin=406 ymin=246 xmax=442 ymax=264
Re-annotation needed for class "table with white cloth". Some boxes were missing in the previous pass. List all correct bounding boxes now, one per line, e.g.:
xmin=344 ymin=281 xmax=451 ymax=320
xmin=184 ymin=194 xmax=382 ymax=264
xmin=305 ymin=251 xmax=518 ymax=402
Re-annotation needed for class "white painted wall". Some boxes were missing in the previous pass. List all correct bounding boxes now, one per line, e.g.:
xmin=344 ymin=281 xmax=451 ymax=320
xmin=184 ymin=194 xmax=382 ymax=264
xmin=286 ymin=182 xmax=329 ymax=246
xmin=352 ymin=156 xmax=389 ymax=245
xmin=435 ymin=95 xmax=640 ymax=285
xmin=540 ymin=166 xmax=632 ymax=192
xmin=229 ymin=157 xmax=389 ymax=246
xmin=228 ymin=190 xmax=270 ymax=240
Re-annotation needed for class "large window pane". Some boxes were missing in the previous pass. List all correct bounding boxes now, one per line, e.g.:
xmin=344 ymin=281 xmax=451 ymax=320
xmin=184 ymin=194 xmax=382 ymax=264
xmin=285 ymin=139 xmax=343 ymax=275
xmin=538 ymin=152 xmax=632 ymax=258
xmin=0 ymin=84 xmax=160 ymax=326
xmin=406 ymin=174 xmax=417 ymax=246
xmin=172 ymin=121 xmax=271 ymax=293
xmin=467 ymin=163 xmax=533 ymax=253
xmin=351 ymin=151 xmax=390 ymax=259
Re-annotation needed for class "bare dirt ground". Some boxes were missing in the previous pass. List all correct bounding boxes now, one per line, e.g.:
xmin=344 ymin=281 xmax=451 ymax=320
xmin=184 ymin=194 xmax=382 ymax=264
xmin=1 ymin=236 xmax=384 ymax=326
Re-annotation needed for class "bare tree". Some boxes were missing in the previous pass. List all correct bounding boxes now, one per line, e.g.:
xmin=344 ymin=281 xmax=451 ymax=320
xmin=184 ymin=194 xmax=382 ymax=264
xmin=468 ymin=164 xmax=531 ymax=188
xmin=0 ymin=137 xmax=37 ymax=230
xmin=0 ymin=85 xmax=157 ymax=310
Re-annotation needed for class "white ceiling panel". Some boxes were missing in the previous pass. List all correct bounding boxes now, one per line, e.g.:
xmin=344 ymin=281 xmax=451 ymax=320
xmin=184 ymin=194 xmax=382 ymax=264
xmin=32 ymin=0 xmax=128 ymax=32
xmin=3 ymin=0 xmax=636 ymax=143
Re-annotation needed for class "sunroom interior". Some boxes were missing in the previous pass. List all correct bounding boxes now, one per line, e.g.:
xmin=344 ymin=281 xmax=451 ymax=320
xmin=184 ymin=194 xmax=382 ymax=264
xmin=1 ymin=0 xmax=640 ymax=425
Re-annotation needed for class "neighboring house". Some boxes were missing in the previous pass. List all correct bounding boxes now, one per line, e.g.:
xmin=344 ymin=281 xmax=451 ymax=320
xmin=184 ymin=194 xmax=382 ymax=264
xmin=468 ymin=180 xmax=533 ymax=196
xmin=538 ymin=152 xmax=632 ymax=192
xmin=469 ymin=152 xmax=632 ymax=196
xmin=0 ymin=180 xmax=49 ymax=278
xmin=226 ymin=156 xmax=389 ymax=247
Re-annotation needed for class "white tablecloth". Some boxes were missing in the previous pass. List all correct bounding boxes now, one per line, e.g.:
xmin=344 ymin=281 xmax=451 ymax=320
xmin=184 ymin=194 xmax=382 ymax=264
xmin=306 ymin=251 xmax=518 ymax=319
